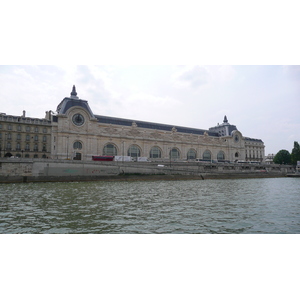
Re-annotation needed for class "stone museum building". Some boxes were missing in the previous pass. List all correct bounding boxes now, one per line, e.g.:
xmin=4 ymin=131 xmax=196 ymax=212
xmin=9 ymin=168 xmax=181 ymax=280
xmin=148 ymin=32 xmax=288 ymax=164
xmin=0 ymin=86 xmax=265 ymax=162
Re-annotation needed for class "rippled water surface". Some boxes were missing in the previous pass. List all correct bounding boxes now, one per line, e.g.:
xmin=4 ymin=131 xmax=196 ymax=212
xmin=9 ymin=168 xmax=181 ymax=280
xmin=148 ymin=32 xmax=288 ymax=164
xmin=0 ymin=178 xmax=299 ymax=233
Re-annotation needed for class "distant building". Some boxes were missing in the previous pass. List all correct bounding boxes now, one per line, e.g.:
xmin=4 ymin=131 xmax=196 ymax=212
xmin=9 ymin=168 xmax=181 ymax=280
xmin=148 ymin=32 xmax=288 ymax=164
xmin=265 ymin=153 xmax=275 ymax=164
xmin=0 ymin=111 xmax=52 ymax=158
xmin=0 ymin=86 xmax=265 ymax=162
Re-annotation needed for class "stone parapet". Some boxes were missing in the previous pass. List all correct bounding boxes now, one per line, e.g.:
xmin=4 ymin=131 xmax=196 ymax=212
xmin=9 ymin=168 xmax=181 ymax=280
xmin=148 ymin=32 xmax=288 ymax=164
xmin=0 ymin=159 xmax=295 ymax=183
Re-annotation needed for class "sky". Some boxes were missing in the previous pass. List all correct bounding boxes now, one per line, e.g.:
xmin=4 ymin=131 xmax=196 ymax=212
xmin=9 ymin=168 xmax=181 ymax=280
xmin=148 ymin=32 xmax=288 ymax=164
xmin=0 ymin=65 xmax=299 ymax=155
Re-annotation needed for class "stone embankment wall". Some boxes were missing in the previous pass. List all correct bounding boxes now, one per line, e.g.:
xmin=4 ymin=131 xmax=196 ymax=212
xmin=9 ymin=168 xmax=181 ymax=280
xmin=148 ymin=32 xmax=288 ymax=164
xmin=0 ymin=158 xmax=295 ymax=183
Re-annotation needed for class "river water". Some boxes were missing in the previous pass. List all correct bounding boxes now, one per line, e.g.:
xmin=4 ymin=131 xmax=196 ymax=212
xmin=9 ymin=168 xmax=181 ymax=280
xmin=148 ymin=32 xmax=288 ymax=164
xmin=0 ymin=177 xmax=299 ymax=234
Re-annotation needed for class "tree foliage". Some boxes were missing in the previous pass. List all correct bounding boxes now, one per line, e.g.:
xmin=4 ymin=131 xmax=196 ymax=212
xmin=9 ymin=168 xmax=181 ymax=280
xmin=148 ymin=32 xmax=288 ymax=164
xmin=291 ymin=141 xmax=300 ymax=165
xmin=273 ymin=149 xmax=291 ymax=165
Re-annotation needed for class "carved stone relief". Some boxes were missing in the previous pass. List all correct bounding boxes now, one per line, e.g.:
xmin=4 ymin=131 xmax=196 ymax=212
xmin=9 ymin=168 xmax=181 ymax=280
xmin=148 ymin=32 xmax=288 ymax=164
xmin=150 ymin=130 xmax=162 ymax=139
xmin=105 ymin=125 xmax=118 ymax=135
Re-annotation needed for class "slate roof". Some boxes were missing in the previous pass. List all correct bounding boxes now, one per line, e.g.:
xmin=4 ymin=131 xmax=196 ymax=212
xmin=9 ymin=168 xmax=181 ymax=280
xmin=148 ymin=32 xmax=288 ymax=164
xmin=94 ymin=115 xmax=220 ymax=137
xmin=56 ymin=97 xmax=95 ymax=118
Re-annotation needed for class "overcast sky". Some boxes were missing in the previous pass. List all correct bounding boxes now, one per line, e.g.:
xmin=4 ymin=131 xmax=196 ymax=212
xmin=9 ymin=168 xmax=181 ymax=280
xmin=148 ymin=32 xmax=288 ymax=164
xmin=0 ymin=65 xmax=299 ymax=155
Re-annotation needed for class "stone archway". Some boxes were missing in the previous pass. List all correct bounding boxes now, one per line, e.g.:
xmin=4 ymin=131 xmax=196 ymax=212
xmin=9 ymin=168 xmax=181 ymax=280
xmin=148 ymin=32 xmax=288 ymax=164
xmin=74 ymin=152 xmax=82 ymax=160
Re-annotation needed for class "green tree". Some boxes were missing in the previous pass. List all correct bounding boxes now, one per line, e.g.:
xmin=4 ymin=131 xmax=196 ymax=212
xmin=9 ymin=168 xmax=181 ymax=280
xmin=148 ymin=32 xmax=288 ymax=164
xmin=291 ymin=141 xmax=300 ymax=165
xmin=273 ymin=149 xmax=291 ymax=164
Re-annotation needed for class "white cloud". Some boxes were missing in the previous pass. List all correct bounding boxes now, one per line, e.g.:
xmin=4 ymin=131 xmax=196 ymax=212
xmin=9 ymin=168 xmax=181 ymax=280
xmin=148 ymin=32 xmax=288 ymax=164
xmin=101 ymin=91 xmax=182 ymax=125
xmin=214 ymin=65 xmax=237 ymax=83
xmin=172 ymin=65 xmax=211 ymax=89
xmin=282 ymin=65 xmax=300 ymax=77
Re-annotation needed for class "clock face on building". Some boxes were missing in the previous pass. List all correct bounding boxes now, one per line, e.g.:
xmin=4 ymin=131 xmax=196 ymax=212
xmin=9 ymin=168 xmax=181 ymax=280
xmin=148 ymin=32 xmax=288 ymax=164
xmin=72 ymin=113 xmax=85 ymax=126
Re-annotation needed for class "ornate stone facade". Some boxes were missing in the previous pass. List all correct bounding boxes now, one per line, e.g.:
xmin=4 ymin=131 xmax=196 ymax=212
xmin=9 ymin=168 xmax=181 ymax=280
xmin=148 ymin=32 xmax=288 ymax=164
xmin=51 ymin=87 xmax=265 ymax=162
xmin=0 ymin=86 xmax=265 ymax=162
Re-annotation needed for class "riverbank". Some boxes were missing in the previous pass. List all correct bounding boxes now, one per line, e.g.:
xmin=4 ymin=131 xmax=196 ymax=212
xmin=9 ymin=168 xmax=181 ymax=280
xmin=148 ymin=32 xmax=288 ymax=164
xmin=0 ymin=158 xmax=295 ymax=183
xmin=286 ymin=173 xmax=300 ymax=178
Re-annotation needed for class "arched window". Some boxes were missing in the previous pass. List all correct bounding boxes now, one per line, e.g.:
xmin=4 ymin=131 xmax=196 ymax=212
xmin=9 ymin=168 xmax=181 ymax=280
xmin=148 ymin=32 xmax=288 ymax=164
xmin=217 ymin=151 xmax=225 ymax=161
xmin=235 ymin=152 xmax=239 ymax=158
xmin=103 ymin=143 xmax=117 ymax=156
xmin=150 ymin=146 xmax=161 ymax=159
xmin=73 ymin=141 xmax=82 ymax=150
xmin=128 ymin=145 xmax=141 ymax=158
xmin=170 ymin=148 xmax=180 ymax=160
xmin=187 ymin=149 xmax=196 ymax=160
xmin=203 ymin=150 xmax=211 ymax=161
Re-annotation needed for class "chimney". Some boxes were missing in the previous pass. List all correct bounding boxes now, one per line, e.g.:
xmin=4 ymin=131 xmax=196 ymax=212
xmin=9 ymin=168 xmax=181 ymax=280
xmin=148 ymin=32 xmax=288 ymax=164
xmin=22 ymin=110 xmax=26 ymax=117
